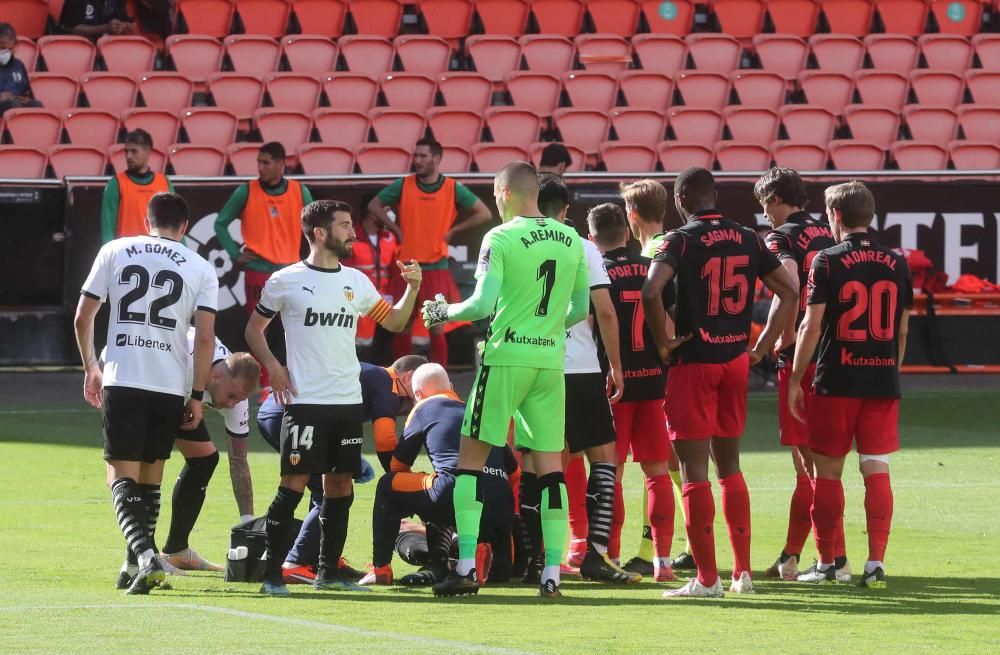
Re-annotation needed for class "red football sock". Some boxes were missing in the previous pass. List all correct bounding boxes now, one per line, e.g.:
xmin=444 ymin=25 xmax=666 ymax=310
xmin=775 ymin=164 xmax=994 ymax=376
xmin=811 ymin=477 xmax=844 ymax=564
xmin=864 ymin=472 xmax=893 ymax=562
xmin=720 ymin=472 xmax=752 ymax=578
xmin=783 ymin=474 xmax=813 ymax=556
xmin=392 ymin=331 xmax=411 ymax=360
xmin=834 ymin=512 xmax=847 ymax=559
xmin=609 ymin=479 xmax=625 ymax=561
xmin=682 ymin=481 xmax=718 ymax=587
xmin=646 ymin=474 xmax=674 ymax=558
xmin=565 ymin=456 xmax=589 ymax=545
xmin=429 ymin=332 xmax=448 ymax=366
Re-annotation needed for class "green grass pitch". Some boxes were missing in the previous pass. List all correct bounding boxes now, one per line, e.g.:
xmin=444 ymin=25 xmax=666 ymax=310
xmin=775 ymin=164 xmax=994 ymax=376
xmin=1 ymin=379 xmax=998 ymax=654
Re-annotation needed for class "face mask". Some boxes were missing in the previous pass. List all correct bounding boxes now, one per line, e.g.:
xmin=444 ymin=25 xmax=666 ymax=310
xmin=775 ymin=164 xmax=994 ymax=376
xmin=0 ymin=50 xmax=12 ymax=66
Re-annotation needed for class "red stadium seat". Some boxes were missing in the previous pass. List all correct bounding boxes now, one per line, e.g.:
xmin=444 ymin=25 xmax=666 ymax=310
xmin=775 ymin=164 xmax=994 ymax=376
xmin=956 ymin=104 xmax=1000 ymax=141
xmin=16 ymin=36 xmax=38 ymax=72
xmin=80 ymin=73 xmax=138 ymax=113
xmin=368 ymin=109 xmax=426 ymax=146
xmin=395 ymin=36 xmax=452 ymax=75
xmin=931 ymin=0 xmax=982 ymax=36
xmin=519 ymin=35 xmax=575 ymax=75
xmin=266 ymin=73 xmax=322 ymax=113
xmin=553 ymin=108 xmax=611 ymax=155
xmin=668 ymin=107 xmax=724 ymax=145
xmin=874 ymin=0 xmax=930 ymax=37
xmin=575 ymin=34 xmax=632 ymax=74
xmin=843 ymin=105 xmax=900 ymax=148
xmin=474 ymin=0 xmax=531 ymax=36
xmin=484 ymin=107 xmax=543 ymax=145
xmin=818 ymin=0 xmax=874 ymax=36
xmin=439 ymin=145 xmax=472 ymax=173
xmin=290 ymin=0 xmax=348 ymax=36
xmin=903 ymin=106 xmax=958 ymax=143
xmin=254 ymin=109 xmax=312 ymax=152
xmin=138 ymin=74 xmax=195 ymax=113
xmin=631 ymin=34 xmax=688 ymax=75
xmin=909 ymin=70 xmax=965 ymax=108
xmin=730 ymin=71 xmax=787 ymax=111
xmin=2 ymin=109 xmax=62 ymax=147
xmin=0 ymin=146 xmax=47 ymax=177
xmin=29 ymin=74 xmax=79 ymax=112
xmin=438 ymin=73 xmax=493 ymax=112
xmin=380 ymin=74 xmax=437 ymax=112
xmin=562 ymin=72 xmax=618 ymax=111
xmin=948 ymin=141 xmax=1000 ymax=170
xmin=715 ymin=141 xmax=771 ymax=170
xmin=7 ymin=0 xmax=49 ymax=39
xmin=918 ymin=34 xmax=973 ymax=75
xmin=354 ymin=144 xmax=411 ymax=173
xmin=224 ymin=35 xmax=281 ymax=76
xmin=675 ymin=72 xmax=731 ymax=111
xmin=207 ymin=74 xmax=265 ymax=123
xmin=864 ymin=34 xmax=919 ymax=74
xmin=588 ymin=0 xmax=642 ymax=36
xmin=599 ymin=142 xmax=657 ymax=172
xmin=808 ymin=34 xmax=865 ymax=73
xmin=765 ymin=0 xmax=821 ymax=37
xmin=297 ymin=144 xmax=355 ymax=174
xmin=965 ymin=70 xmax=1000 ymax=105
xmin=710 ymin=0 xmax=766 ymax=42
xmin=181 ymin=108 xmax=239 ymax=148
xmin=505 ymin=72 xmax=562 ymax=117
xmin=62 ymin=109 xmax=119 ymax=148
xmin=472 ymin=143 xmax=530 ymax=172
xmin=175 ymin=0 xmax=236 ymax=38
xmin=854 ymin=70 xmax=909 ymax=111
xmin=338 ymin=36 xmax=395 ymax=76
xmin=122 ymin=109 xmax=180 ymax=149
xmin=48 ymin=145 xmax=107 ymax=177
xmin=641 ymin=0 xmax=694 ymax=35
xmin=753 ymin=34 xmax=808 ymax=80
xmin=166 ymin=35 xmax=225 ymax=85
xmin=466 ymin=36 xmax=521 ymax=83
xmin=168 ymin=144 xmax=227 ymax=175
xmin=619 ymin=72 xmax=673 ymax=110
xmin=529 ymin=142 xmax=586 ymax=171
xmin=417 ymin=0 xmax=474 ymax=41
xmin=281 ymin=36 xmax=338 ymax=75
xmin=324 ymin=74 xmax=379 ymax=112
xmin=723 ymin=107 xmax=780 ymax=144
xmin=798 ymin=71 xmax=854 ymax=115
xmin=427 ymin=108 xmax=483 ymax=148
xmin=37 ymin=36 xmax=96 ymax=77
xmin=313 ymin=108 xmax=370 ymax=147
xmin=828 ymin=140 xmax=885 ymax=169
xmin=108 ymin=144 xmax=166 ymax=173
xmin=235 ymin=0 xmax=292 ymax=37
xmin=531 ymin=0 xmax=586 ymax=37
xmin=770 ymin=140 xmax=827 ymax=169
xmin=349 ymin=0 xmax=403 ymax=38
xmin=780 ymin=105 xmax=837 ymax=145
xmin=891 ymin=141 xmax=948 ymax=170
xmin=97 ymin=36 xmax=157 ymax=76
xmin=686 ymin=34 xmax=742 ymax=73
xmin=658 ymin=142 xmax=715 ymax=170
xmin=225 ymin=143 xmax=262 ymax=175
xmin=972 ymin=35 xmax=1000 ymax=70
xmin=610 ymin=108 xmax=667 ymax=142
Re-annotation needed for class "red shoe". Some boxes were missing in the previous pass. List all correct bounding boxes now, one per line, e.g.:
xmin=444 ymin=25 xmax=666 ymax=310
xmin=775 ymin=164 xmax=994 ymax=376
xmin=358 ymin=564 xmax=393 ymax=586
xmin=560 ymin=562 xmax=581 ymax=577
xmin=654 ymin=565 xmax=678 ymax=582
xmin=567 ymin=538 xmax=587 ymax=568
xmin=281 ymin=563 xmax=316 ymax=585
xmin=475 ymin=543 xmax=493 ymax=585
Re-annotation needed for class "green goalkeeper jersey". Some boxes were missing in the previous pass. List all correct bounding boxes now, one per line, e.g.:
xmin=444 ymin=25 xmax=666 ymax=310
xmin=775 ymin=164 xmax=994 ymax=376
xmin=475 ymin=215 xmax=588 ymax=370
xmin=641 ymin=232 xmax=667 ymax=259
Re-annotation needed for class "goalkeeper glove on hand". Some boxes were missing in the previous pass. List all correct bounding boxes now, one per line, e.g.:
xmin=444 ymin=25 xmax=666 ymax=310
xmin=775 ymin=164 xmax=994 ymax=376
xmin=422 ymin=293 xmax=449 ymax=328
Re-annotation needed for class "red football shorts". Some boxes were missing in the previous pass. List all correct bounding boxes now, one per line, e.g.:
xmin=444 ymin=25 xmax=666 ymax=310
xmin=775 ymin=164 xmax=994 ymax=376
xmin=243 ymin=270 xmax=272 ymax=318
xmin=389 ymin=263 xmax=461 ymax=308
xmin=777 ymin=362 xmax=815 ymax=447
xmin=664 ymin=352 xmax=749 ymax=441
xmin=807 ymin=395 xmax=900 ymax=458
xmin=613 ymin=399 xmax=670 ymax=463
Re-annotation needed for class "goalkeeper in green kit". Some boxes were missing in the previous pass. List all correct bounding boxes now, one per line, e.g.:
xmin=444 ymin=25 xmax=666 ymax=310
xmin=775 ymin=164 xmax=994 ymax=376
xmin=423 ymin=162 xmax=590 ymax=598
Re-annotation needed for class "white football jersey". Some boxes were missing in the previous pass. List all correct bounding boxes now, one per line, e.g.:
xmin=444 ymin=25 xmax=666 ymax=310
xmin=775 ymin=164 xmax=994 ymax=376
xmin=257 ymin=261 xmax=390 ymax=405
xmin=83 ymin=235 xmax=218 ymax=397
xmin=564 ymin=238 xmax=610 ymax=374
xmin=185 ymin=328 xmax=249 ymax=436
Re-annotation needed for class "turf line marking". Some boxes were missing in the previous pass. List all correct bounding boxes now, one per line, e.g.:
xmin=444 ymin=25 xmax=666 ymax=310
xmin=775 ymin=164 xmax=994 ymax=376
xmin=0 ymin=603 xmax=541 ymax=655
xmin=0 ymin=409 xmax=94 ymax=414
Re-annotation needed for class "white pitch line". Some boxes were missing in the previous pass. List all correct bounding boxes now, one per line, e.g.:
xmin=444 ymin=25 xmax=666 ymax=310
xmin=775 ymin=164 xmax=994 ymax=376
xmin=0 ymin=408 xmax=94 ymax=414
xmin=0 ymin=603 xmax=541 ymax=655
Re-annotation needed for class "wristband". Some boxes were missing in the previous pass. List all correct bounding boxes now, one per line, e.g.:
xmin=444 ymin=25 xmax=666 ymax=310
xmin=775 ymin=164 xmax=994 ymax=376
xmin=190 ymin=389 xmax=205 ymax=401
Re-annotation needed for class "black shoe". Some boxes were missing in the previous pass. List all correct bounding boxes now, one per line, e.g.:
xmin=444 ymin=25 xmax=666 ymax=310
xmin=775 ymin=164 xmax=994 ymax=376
xmin=337 ymin=557 xmax=366 ymax=583
xmin=539 ymin=579 xmax=562 ymax=598
xmin=859 ymin=566 xmax=886 ymax=589
xmin=115 ymin=565 xmax=137 ymax=590
xmin=432 ymin=569 xmax=480 ymax=597
xmin=399 ymin=565 xmax=447 ymax=587
xmin=579 ymin=550 xmax=643 ymax=584
xmin=126 ymin=558 xmax=165 ymax=595
xmin=671 ymin=552 xmax=697 ymax=570
xmin=521 ymin=555 xmax=542 ymax=584
xmin=622 ymin=556 xmax=654 ymax=577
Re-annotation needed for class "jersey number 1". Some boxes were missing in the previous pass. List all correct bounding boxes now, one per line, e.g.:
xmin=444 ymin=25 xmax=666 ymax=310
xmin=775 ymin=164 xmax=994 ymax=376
xmin=535 ymin=259 xmax=556 ymax=316
xmin=117 ymin=264 xmax=184 ymax=330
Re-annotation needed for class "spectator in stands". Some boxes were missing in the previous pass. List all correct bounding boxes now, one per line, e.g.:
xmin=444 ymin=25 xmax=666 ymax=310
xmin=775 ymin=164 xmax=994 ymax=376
xmin=101 ymin=129 xmax=173 ymax=243
xmin=343 ymin=207 xmax=400 ymax=365
xmin=538 ymin=143 xmax=573 ymax=176
xmin=0 ymin=23 xmax=41 ymax=116
xmin=59 ymin=0 xmax=136 ymax=40
xmin=367 ymin=138 xmax=492 ymax=367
